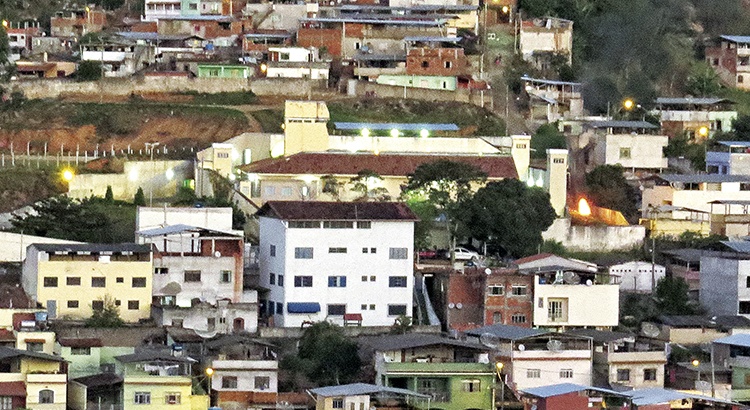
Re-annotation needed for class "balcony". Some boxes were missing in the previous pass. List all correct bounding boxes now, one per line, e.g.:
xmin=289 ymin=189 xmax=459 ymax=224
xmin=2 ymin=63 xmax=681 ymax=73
xmin=0 ymin=373 xmax=25 ymax=383
xmin=26 ymin=373 xmax=67 ymax=384
xmin=384 ymin=362 xmax=493 ymax=375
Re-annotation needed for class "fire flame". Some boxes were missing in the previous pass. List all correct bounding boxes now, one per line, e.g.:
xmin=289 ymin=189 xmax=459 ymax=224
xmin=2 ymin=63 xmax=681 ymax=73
xmin=578 ymin=198 xmax=592 ymax=217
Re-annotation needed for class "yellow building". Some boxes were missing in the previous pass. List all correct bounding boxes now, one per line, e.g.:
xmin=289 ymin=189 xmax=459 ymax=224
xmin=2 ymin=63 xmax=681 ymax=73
xmin=22 ymin=244 xmax=153 ymax=323
xmin=0 ymin=346 xmax=68 ymax=410
xmin=116 ymin=350 xmax=208 ymax=410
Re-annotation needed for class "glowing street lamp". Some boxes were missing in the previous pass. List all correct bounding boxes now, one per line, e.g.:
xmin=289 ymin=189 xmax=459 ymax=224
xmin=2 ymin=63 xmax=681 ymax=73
xmin=501 ymin=5 xmax=509 ymax=13
xmin=698 ymin=126 xmax=709 ymax=138
xmin=361 ymin=128 xmax=371 ymax=137
xmin=62 ymin=169 xmax=74 ymax=182
xmin=205 ymin=367 xmax=214 ymax=404
xmin=390 ymin=129 xmax=400 ymax=138
xmin=623 ymin=99 xmax=635 ymax=111
xmin=420 ymin=129 xmax=429 ymax=138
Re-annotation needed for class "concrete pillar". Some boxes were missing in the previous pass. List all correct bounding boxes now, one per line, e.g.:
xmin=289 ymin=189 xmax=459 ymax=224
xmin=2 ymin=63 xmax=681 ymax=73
xmin=509 ymin=135 xmax=531 ymax=180
xmin=545 ymin=149 xmax=568 ymax=217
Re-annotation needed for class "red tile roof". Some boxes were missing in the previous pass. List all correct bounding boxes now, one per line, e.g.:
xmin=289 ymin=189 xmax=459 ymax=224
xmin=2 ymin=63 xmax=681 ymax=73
xmin=513 ymin=253 xmax=556 ymax=265
xmin=58 ymin=338 xmax=103 ymax=348
xmin=0 ymin=381 xmax=26 ymax=396
xmin=258 ymin=201 xmax=419 ymax=221
xmin=241 ymin=152 xmax=518 ymax=179
xmin=0 ymin=285 xmax=35 ymax=309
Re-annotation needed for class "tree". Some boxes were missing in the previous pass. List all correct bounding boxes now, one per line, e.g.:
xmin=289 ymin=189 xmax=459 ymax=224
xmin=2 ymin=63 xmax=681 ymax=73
xmin=585 ymin=165 xmax=638 ymax=222
xmin=349 ymin=169 xmax=390 ymax=201
xmin=321 ymin=175 xmax=342 ymax=200
xmin=407 ymin=199 xmax=439 ymax=251
xmin=295 ymin=322 xmax=361 ymax=385
xmin=85 ymin=295 xmax=124 ymax=328
xmin=684 ymin=62 xmax=722 ymax=97
xmin=655 ymin=276 xmax=697 ymax=315
xmin=104 ymin=186 xmax=114 ymax=203
xmin=0 ymin=25 xmax=15 ymax=82
xmin=133 ymin=187 xmax=146 ymax=206
xmin=463 ymin=179 xmax=556 ymax=257
xmin=77 ymin=61 xmax=102 ymax=82
xmin=531 ymin=123 xmax=566 ymax=159
xmin=11 ymin=196 xmax=122 ymax=242
xmin=403 ymin=160 xmax=487 ymax=260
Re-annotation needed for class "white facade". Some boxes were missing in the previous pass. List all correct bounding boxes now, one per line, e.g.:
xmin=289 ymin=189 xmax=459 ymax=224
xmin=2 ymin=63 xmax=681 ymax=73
xmin=700 ymin=255 xmax=750 ymax=318
xmin=259 ymin=213 xmax=415 ymax=328
xmin=596 ymin=134 xmax=669 ymax=170
xmin=144 ymin=0 xmax=183 ymax=20
xmin=266 ymin=64 xmax=329 ymax=80
xmin=268 ymin=47 xmax=318 ymax=62
xmin=608 ymin=261 xmax=666 ymax=293
xmin=136 ymin=207 xmax=235 ymax=233
xmin=532 ymin=275 xmax=620 ymax=328
xmin=642 ymin=180 xmax=750 ymax=216
xmin=210 ymin=359 xmax=278 ymax=394
xmin=498 ymin=338 xmax=592 ymax=391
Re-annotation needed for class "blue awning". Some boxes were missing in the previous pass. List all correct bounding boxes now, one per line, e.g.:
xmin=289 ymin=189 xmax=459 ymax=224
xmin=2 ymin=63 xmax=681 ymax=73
xmin=287 ymin=302 xmax=321 ymax=314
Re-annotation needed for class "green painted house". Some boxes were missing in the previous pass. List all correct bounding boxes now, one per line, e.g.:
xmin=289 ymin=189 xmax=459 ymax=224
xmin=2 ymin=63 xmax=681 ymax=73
xmin=363 ymin=333 xmax=495 ymax=410
xmin=197 ymin=64 xmax=252 ymax=79
xmin=376 ymin=74 xmax=457 ymax=91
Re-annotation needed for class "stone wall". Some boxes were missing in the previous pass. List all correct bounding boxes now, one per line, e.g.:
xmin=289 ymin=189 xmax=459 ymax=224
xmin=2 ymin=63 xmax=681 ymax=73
xmin=10 ymin=77 xmax=321 ymax=99
xmin=258 ymin=324 xmax=441 ymax=338
xmin=350 ymin=80 xmax=492 ymax=107
xmin=543 ymin=217 xmax=646 ymax=252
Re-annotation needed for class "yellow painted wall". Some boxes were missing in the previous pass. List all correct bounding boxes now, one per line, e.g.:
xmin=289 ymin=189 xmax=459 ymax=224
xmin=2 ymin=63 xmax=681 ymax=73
xmin=123 ymin=377 xmax=197 ymax=410
xmin=283 ymin=101 xmax=330 ymax=156
xmin=26 ymin=373 xmax=67 ymax=410
xmin=20 ymin=357 xmax=62 ymax=374
xmin=16 ymin=331 xmax=56 ymax=355
xmin=0 ymin=308 xmax=44 ymax=328
xmin=35 ymin=258 xmax=153 ymax=322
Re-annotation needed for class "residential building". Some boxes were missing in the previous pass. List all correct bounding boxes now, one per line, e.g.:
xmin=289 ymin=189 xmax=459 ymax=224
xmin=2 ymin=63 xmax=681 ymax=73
xmin=204 ymin=335 xmax=279 ymax=410
xmin=57 ymin=338 xmax=103 ymax=379
xmin=661 ymin=249 xmax=707 ymax=295
xmin=707 ymin=141 xmax=750 ymax=175
xmin=568 ymin=329 xmax=666 ymax=390
xmin=465 ymin=325 xmax=593 ymax=391
xmin=136 ymin=206 xmax=237 ymax=234
xmin=22 ymin=243 xmax=153 ymax=322
xmin=713 ymin=333 xmax=750 ymax=402
xmin=375 ymin=74 xmax=458 ymax=90
xmin=50 ymin=8 xmax=106 ymax=38
xmin=353 ymin=53 xmax=407 ymax=79
xmin=137 ymin=225 xmax=258 ymax=333
xmin=441 ymin=268 xmax=486 ymax=331
xmin=0 ymin=346 xmax=68 ymax=410
xmin=243 ymin=32 xmax=294 ymax=56
xmin=68 ymin=373 xmax=123 ymax=410
xmin=115 ymin=350 xmax=208 ymax=410
xmin=79 ymin=36 xmax=157 ymax=77
xmin=640 ymin=205 xmax=711 ymax=239
xmin=15 ymin=61 xmax=76 ymax=79
xmin=519 ymin=383 xmax=630 ymax=410
xmin=700 ymin=243 xmax=750 ymax=318
xmin=144 ymin=0 xmax=183 ymax=20
xmin=641 ymin=174 xmax=750 ymax=217
xmin=653 ymin=97 xmax=737 ymax=139
xmin=574 ymin=121 xmax=668 ymax=172
xmin=405 ymin=47 xmax=469 ymax=77
xmin=0 ymin=284 xmax=50 ymax=353
xmin=706 ymin=35 xmax=750 ymax=91
xmin=309 ymin=384 xmax=428 ymax=410
xmin=197 ymin=64 xmax=252 ymax=78
xmin=644 ymin=315 xmax=750 ymax=345
xmin=482 ymin=268 xmax=534 ymax=328
xmin=519 ymin=17 xmax=573 ymax=68
xmin=7 ymin=24 xmax=43 ymax=60
xmin=242 ymin=3 xmax=315 ymax=32
xmin=361 ymin=333 xmax=495 ymax=410
xmin=522 ymin=76 xmax=584 ymax=122
xmin=156 ymin=15 xmax=246 ymax=42
xmin=257 ymin=201 xmax=418 ymax=328
xmin=607 ymin=261 xmax=666 ymax=293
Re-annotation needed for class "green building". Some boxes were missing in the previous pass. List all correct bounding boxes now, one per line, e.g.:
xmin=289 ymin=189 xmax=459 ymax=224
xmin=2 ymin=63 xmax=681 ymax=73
xmin=376 ymin=74 xmax=457 ymax=91
xmin=197 ymin=64 xmax=252 ymax=79
xmin=364 ymin=334 xmax=496 ymax=410
xmin=181 ymin=0 xmax=200 ymax=16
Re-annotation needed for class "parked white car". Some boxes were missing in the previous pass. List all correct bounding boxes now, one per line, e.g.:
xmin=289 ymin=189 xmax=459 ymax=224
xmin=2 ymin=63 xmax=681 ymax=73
xmin=444 ymin=247 xmax=480 ymax=260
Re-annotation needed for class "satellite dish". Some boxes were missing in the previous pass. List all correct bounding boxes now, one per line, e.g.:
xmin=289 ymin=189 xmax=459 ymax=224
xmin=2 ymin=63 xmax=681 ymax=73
xmin=642 ymin=322 xmax=660 ymax=338
xmin=192 ymin=328 xmax=217 ymax=339
xmin=517 ymin=344 xmax=525 ymax=351
xmin=479 ymin=333 xmax=500 ymax=349
xmin=485 ymin=268 xmax=492 ymax=275
xmin=585 ymin=279 xmax=593 ymax=286
xmin=546 ymin=339 xmax=563 ymax=352
xmin=448 ymin=303 xmax=455 ymax=309
xmin=456 ymin=303 xmax=463 ymax=309
xmin=562 ymin=272 xmax=580 ymax=284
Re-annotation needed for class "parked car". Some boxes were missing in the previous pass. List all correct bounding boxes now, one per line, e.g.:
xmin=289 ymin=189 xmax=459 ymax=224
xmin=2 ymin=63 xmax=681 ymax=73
xmin=418 ymin=249 xmax=438 ymax=259
xmin=444 ymin=247 xmax=480 ymax=260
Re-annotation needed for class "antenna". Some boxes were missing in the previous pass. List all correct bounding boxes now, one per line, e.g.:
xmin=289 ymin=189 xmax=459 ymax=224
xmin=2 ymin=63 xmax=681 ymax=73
xmin=479 ymin=333 xmax=500 ymax=349
xmin=641 ymin=322 xmax=660 ymax=338
xmin=546 ymin=339 xmax=563 ymax=352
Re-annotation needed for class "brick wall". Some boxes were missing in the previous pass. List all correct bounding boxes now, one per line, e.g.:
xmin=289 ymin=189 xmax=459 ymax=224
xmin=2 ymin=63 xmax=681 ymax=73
xmin=297 ymin=28 xmax=342 ymax=57
xmin=406 ymin=47 xmax=469 ymax=76
xmin=483 ymin=270 xmax=533 ymax=328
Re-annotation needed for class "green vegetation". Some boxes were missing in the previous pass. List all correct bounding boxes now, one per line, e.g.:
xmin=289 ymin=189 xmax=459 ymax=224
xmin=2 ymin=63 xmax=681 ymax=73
xmin=585 ymin=165 xmax=639 ymax=222
xmin=0 ymin=168 xmax=67 ymax=213
xmin=85 ymin=295 xmax=124 ymax=328
xmin=133 ymin=187 xmax=146 ymax=206
xmin=77 ymin=61 xmax=102 ymax=82
xmin=530 ymin=123 xmax=566 ymax=159
xmin=179 ymin=90 xmax=257 ymax=106
xmin=252 ymin=109 xmax=285 ymax=133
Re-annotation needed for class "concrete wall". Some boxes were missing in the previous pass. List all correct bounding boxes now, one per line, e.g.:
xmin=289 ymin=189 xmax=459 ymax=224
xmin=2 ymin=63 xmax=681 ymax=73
xmin=136 ymin=206 xmax=234 ymax=232
xmin=68 ymin=160 xmax=192 ymax=202
xmin=0 ymin=232 xmax=81 ymax=262
xmin=10 ymin=77 xmax=318 ymax=99
xmin=350 ymin=80 xmax=491 ymax=107
xmin=700 ymin=256 xmax=743 ymax=317
xmin=542 ymin=218 xmax=645 ymax=252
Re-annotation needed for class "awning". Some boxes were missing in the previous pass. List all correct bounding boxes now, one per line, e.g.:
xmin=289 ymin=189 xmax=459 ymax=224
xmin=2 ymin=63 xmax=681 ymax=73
xmin=0 ymin=381 xmax=26 ymax=396
xmin=287 ymin=302 xmax=320 ymax=314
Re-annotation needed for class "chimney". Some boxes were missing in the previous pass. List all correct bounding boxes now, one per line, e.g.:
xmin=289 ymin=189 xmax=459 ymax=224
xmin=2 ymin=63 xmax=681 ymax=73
xmin=509 ymin=135 xmax=530 ymax=179
xmin=545 ymin=149 xmax=568 ymax=217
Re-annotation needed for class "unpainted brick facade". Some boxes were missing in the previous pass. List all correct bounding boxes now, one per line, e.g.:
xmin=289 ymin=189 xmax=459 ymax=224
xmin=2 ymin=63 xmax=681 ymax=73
xmin=406 ymin=47 xmax=469 ymax=76
xmin=297 ymin=28 xmax=342 ymax=57
xmin=484 ymin=268 xmax=534 ymax=328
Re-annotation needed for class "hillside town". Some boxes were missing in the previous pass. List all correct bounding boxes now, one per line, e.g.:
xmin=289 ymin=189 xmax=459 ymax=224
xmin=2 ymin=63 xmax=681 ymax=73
xmin=5 ymin=0 xmax=750 ymax=410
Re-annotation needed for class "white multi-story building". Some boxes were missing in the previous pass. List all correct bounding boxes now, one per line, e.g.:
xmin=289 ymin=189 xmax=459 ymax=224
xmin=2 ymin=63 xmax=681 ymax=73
xmin=257 ymin=201 xmax=418 ymax=328
xmin=608 ymin=261 xmax=666 ymax=293
xmin=700 ymin=242 xmax=750 ymax=318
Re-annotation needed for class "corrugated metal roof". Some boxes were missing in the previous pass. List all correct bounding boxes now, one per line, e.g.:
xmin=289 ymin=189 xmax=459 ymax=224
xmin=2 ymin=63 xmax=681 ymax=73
xmin=244 ymin=33 xmax=292 ymax=38
xmin=300 ymin=17 xmax=445 ymax=26
xmin=115 ymin=349 xmax=196 ymax=363
xmin=360 ymin=333 xmax=488 ymax=352
xmin=722 ymin=240 xmax=750 ymax=253
xmin=521 ymin=75 xmax=581 ymax=86
xmin=30 ymin=243 xmax=152 ymax=254
xmin=657 ymin=174 xmax=750 ymax=183
xmin=352 ymin=53 xmax=406 ymax=61
xmin=257 ymin=201 xmax=419 ymax=222
xmin=403 ymin=36 xmax=462 ymax=42
xmin=585 ymin=120 xmax=658 ymax=129
xmin=623 ymin=388 xmax=739 ymax=406
xmin=465 ymin=324 xmax=548 ymax=341
xmin=309 ymin=383 xmax=429 ymax=398
xmin=333 ymin=122 xmax=459 ymax=131
xmin=720 ymin=35 xmax=750 ymax=44
xmin=655 ymin=97 xmax=732 ymax=105
xmin=708 ymin=199 xmax=750 ymax=205
xmin=136 ymin=224 xmax=239 ymax=238
xmin=521 ymin=383 xmax=625 ymax=399
xmin=0 ymin=346 xmax=66 ymax=362
xmin=717 ymin=140 xmax=750 ymax=147
xmin=566 ymin=329 xmax=635 ymax=343
xmin=714 ymin=333 xmax=750 ymax=347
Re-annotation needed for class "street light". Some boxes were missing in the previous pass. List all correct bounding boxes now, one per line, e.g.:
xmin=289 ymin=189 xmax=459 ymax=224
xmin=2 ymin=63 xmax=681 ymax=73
xmin=420 ymin=129 xmax=429 ymax=138
xmin=205 ymin=367 xmax=214 ymax=406
xmin=361 ymin=128 xmax=370 ymax=137
xmin=623 ymin=99 xmax=635 ymax=111
xmin=495 ymin=362 xmax=505 ymax=410
xmin=144 ymin=142 xmax=160 ymax=207
xmin=62 ymin=169 xmax=74 ymax=182
xmin=698 ymin=126 xmax=709 ymax=138
xmin=390 ymin=129 xmax=400 ymax=138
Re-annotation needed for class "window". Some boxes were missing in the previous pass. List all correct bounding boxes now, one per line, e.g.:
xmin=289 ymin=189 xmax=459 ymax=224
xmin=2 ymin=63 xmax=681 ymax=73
xmin=132 ymin=277 xmax=146 ymax=288
xmin=255 ymin=376 xmax=270 ymax=390
xmin=511 ymin=314 xmax=526 ymax=324
xmin=389 ymin=248 xmax=408 ymax=259
xmin=388 ymin=304 xmax=407 ymax=316
xmin=295 ymin=247 xmax=314 ymax=259
xmin=294 ymin=276 xmax=313 ymax=287
xmin=134 ymin=392 xmax=151 ymax=405
xmin=39 ymin=390 xmax=54 ymax=404
xmin=67 ymin=300 xmax=79 ymax=308
xmin=328 ymin=276 xmax=347 ymax=287
xmin=222 ymin=376 xmax=238 ymax=389
xmin=71 ymin=346 xmax=91 ymax=355
xmin=462 ymin=380 xmax=480 ymax=392
xmin=527 ymin=369 xmax=540 ymax=378
xmin=644 ymin=368 xmax=657 ymax=381
xmin=289 ymin=221 xmax=320 ymax=228
xmin=188 ymin=3 xmax=198 ymax=9
xmin=278 ymin=274 xmax=284 ymax=286
xmin=511 ymin=285 xmax=527 ymax=296
xmin=370 ymin=275 xmax=376 ymax=282
xmin=276 ymin=302 xmax=283 ymax=314
xmin=488 ymin=285 xmax=504 ymax=295
xmin=66 ymin=277 xmax=81 ymax=286
xmin=329 ymin=247 xmax=347 ymax=253
xmin=746 ymin=276 xmax=750 ymax=288
xmin=155 ymin=267 xmax=168 ymax=274
xmin=553 ymin=158 xmax=565 ymax=164
xmin=363 ymin=247 xmax=369 ymax=253
xmin=128 ymin=301 xmax=139 ymax=310
xmin=421 ymin=60 xmax=429 ymax=68
xmin=560 ymin=369 xmax=573 ymax=378
xmin=270 ymin=244 xmax=276 ymax=256
xmin=165 ymin=393 xmax=181 ymax=405
xmin=26 ymin=342 xmax=43 ymax=352
xmin=740 ymin=301 xmax=750 ymax=314
xmin=619 ymin=147 xmax=632 ymax=159
xmin=332 ymin=399 xmax=344 ymax=409
xmin=357 ymin=221 xmax=371 ymax=229
xmin=323 ymin=221 xmax=354 ymax=229
xmin=617 ymin=369 xmax=630 ymax=381
xmin=327 ymin=304 xmax=346 ymax=316
xmin=43 ymin=277 xmax=58 ymax=287
xmin=184 ymin=270 xmax=201 ymax=282
xmin=92 ymin=300 xmax=104 ymax=311
xmin=220 ymin=270 xmax=232 ymax=283
xmin=492 ymin=312 xmax=502 ymax=324
xmin=548 ymin=299 xmax=567 ymax=322
xmin=389 ymin=276 xmax=407 ymax=287
xmin=362 ymin=275 xmax=368 ymax=282
xmin=115 ymin=300 xmax=121 ymax=306
xmin=91 ymin=277 xmax=106 ymax=287
xmin=740 ymin=75 xmax=745 ymax=84
xmin=280 ymin=187 xmax=293 ymax=197
xmin=116 ymin=277 xmax=124 ymax=283
xmin=445 ymin=61 xmax=452 ymax=69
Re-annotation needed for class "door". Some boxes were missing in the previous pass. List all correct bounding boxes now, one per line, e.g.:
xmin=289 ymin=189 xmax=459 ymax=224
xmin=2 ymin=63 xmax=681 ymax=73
xmin=46 ymin=300 xmax=56 ymax=319
xmin=233 ymin=318 xmax=244 ymax=332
